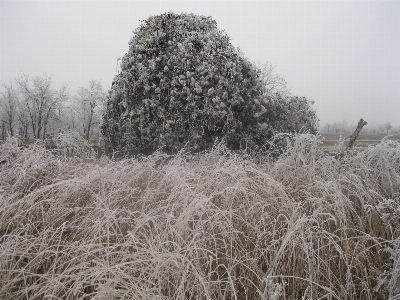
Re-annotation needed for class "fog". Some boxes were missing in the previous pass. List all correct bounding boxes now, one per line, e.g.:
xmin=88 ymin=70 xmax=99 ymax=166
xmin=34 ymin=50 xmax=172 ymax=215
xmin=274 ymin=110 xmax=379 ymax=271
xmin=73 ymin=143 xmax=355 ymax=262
xmin=1 ymin=0 xmax=399 ymax=127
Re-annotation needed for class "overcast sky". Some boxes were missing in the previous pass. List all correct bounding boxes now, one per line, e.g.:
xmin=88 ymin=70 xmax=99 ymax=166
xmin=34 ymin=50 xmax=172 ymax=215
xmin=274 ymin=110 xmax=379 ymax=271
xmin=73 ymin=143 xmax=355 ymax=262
xmin=1 ymin=0 xmax=399 ymax=127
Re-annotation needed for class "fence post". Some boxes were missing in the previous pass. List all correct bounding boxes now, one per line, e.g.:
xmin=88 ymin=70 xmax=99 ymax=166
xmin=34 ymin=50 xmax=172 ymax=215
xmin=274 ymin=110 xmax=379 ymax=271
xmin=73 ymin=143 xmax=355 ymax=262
xmin=348 ymin=119 xmax=367 ymax=149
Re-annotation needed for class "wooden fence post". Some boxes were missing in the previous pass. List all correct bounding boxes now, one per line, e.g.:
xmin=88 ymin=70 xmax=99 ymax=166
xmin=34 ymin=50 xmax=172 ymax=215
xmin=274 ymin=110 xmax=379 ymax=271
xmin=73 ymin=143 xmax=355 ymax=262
xmin=348 ymin=119 xmax=367 ymax=149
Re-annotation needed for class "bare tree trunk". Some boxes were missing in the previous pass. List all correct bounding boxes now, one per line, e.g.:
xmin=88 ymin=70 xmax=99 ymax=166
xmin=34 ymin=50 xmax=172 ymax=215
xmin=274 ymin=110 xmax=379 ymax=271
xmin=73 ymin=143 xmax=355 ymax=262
xmin=1 ymin=121 xmax=5 ymax=140
xmin=85 ymin=108 xmax=94 ymax=140
xmin=348 ymin=119 xmax=367 ymax=149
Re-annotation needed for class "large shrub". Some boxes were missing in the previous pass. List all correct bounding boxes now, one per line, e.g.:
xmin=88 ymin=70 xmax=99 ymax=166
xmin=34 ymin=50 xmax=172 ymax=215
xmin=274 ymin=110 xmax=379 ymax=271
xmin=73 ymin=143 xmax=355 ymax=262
xmin=265 ymin=94 xmax=318 ymax=135
xmin=101 ymin=12 xmax=317 ymax=157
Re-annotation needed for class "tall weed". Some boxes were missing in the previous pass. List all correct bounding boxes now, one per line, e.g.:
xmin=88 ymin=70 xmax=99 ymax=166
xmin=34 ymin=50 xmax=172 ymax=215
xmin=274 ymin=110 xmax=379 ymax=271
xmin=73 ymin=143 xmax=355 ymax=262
xmin=0 ymin=133 xmax=399 ymax=299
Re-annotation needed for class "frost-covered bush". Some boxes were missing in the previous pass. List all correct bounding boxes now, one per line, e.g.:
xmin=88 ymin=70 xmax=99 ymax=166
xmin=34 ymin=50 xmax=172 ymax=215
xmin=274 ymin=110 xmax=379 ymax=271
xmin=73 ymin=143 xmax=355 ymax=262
xmin=0 ymin=132 xmax=97 ymax=198
xmin=55 ymin=130 xmax=96 ymax=159
xmin=0 ymin=137 xmax=63 ymax=197
xmin=101 ymin=12 xmax=317 ymax=158
xmin=266 ymin=95 xmax=318 ymax=135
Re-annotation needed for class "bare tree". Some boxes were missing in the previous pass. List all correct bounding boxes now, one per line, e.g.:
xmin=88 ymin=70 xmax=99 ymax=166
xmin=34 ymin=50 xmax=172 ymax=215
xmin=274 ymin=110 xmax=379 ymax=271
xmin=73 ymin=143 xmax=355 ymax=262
xmin=0 ymin=81 xmax=19 ymax=138
xmin=16 ymin=74 xmax=68 ymax=139
xmin=258 ymin=62 xmax=289 ymax=98
xmin=74 ymin=80 xmax=105 ymax=140
xmin=17 ymin=97 xmax=30 ymax=139
xmin=385 ymin=121 xmax=393 ymax=133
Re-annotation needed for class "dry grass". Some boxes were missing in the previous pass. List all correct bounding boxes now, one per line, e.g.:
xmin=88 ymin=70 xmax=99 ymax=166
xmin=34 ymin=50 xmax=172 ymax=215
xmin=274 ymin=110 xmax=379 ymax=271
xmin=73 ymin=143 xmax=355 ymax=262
xmin=0 ymin=133 xmax=399 ymax=299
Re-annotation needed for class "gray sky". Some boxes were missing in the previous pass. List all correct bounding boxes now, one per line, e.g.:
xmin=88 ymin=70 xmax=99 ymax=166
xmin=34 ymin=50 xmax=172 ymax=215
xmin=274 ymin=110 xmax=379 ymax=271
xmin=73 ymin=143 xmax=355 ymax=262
xmin=1 ymin=1 xmax=400 ymax=127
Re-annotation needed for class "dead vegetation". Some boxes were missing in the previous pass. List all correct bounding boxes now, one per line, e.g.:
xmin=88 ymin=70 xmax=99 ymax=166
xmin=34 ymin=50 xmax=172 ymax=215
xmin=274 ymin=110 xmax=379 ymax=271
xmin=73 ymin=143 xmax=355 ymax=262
xmin=0 ymin=133 xmax=399 ymax=299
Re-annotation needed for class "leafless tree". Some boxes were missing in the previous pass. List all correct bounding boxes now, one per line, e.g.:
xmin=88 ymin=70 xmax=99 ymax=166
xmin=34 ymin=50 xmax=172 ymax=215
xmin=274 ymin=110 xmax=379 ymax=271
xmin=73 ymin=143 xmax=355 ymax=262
xmin=74 ymin=80 xmax=105 ymax=140
xmin=16 ymin=74 xmax=68 ymax=139
xmin=0 ymin=81 xmax=18 ymax=137
xmin=385 ymin=121 xmax=393 ymax=133
xmin=258 ymin=62 xmax=289 ymax=98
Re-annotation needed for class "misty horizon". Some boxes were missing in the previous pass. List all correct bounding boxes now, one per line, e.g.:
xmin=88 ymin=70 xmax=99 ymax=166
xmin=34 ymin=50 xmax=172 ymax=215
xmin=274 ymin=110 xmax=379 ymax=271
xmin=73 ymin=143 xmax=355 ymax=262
xmin=1 ymin=1 xmax=399 ymax=127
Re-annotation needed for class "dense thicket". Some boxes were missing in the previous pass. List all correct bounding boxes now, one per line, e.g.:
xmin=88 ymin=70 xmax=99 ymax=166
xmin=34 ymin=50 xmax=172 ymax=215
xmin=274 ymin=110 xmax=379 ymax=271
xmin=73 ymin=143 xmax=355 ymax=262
xmin=101 ymin=12 xmax=318 ymax=158
xmin=1 ymin=133 xmax=399 ymax=299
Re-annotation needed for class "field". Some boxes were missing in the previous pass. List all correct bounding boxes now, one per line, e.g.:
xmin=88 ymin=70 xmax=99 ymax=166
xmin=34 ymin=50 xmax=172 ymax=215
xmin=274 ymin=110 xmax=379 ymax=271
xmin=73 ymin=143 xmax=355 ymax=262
xmin=320 ymin=133 xmax=400 ymax=150
xmin=0 ymin=132 xmax=399 ymax=299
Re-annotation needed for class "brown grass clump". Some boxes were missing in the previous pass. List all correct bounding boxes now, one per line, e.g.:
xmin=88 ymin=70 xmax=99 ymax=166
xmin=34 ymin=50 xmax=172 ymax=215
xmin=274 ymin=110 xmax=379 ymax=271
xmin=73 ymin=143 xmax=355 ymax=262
xmin=0 ymin=133 xmax=399 ymax=299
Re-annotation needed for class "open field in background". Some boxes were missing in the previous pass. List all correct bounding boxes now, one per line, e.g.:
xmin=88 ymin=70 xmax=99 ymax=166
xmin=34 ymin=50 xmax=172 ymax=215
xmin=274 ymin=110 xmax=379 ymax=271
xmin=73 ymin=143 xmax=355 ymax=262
xmin=5 ymin=132 xmax=400 ymax=155
xmin=0 ymin=132 xmax=400 ymax=299
xmin=320 ymin=133 xmax=400 ymax=151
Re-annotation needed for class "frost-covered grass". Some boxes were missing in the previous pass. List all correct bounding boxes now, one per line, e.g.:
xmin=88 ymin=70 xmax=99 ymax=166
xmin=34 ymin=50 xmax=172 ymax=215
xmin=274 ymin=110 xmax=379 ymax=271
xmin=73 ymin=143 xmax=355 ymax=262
xmin=0 ymin=133 xmax=399 ymax=299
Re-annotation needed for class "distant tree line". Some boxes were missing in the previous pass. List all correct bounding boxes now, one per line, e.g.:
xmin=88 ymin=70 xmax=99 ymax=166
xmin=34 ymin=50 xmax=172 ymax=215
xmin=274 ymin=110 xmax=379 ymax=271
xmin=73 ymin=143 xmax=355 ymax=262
xmin=0 ymin=74 xmax=106 ymax=141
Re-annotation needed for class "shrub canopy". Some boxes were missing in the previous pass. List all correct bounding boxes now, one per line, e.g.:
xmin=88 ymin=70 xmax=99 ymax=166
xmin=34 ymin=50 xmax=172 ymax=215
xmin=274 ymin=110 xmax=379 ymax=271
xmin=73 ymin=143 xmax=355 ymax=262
xmin=101 ymin=12 xmax=317 ymax=157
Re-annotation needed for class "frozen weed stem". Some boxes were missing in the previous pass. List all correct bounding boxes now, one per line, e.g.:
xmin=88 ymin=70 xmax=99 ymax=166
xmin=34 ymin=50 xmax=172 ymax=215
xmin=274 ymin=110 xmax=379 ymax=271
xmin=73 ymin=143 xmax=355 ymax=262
xmin=0 ymin=133 xmax=399 ymax=299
